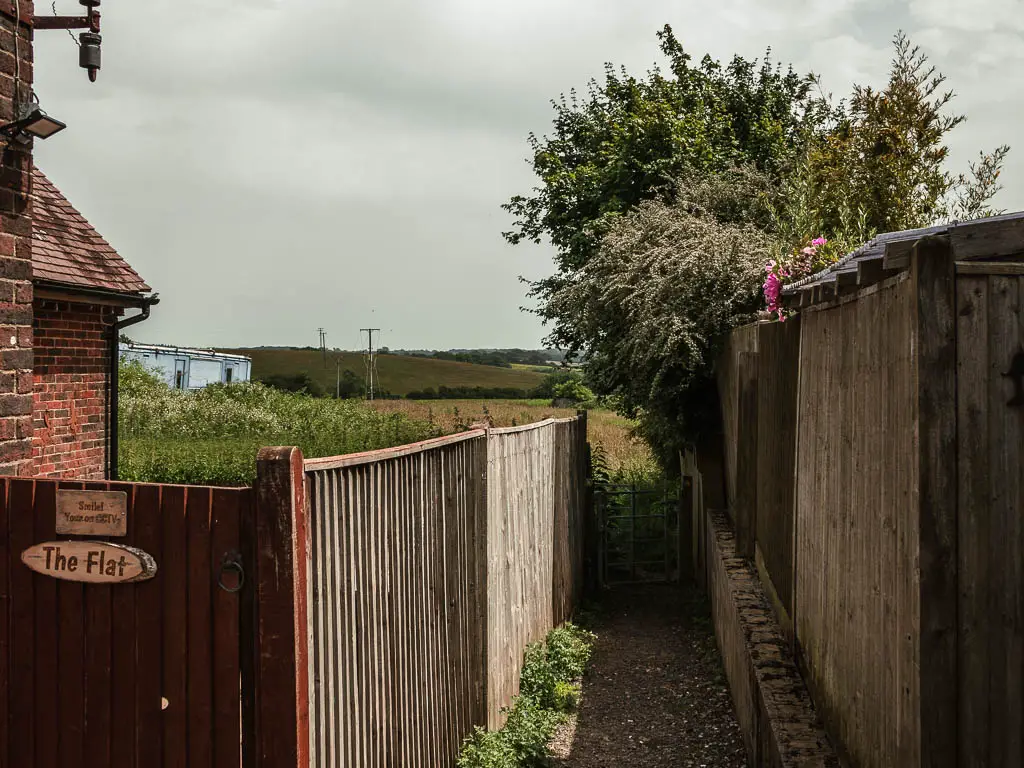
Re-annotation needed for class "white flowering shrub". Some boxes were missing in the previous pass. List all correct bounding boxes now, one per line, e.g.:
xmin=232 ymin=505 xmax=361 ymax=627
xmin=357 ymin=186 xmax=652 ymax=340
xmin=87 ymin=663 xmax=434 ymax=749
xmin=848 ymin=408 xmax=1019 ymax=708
xmin=546 ymin=169 xmax=783 ymax=463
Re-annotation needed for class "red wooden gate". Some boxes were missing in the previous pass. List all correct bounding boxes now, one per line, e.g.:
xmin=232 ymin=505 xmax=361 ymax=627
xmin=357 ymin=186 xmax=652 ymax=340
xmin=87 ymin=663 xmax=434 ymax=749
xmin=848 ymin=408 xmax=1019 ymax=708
xmin=0 ymin=449 xmax=309 ymax=768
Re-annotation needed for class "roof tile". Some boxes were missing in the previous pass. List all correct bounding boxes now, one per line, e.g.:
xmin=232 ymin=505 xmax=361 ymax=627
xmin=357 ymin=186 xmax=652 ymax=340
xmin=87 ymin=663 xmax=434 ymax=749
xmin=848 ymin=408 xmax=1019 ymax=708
xmin=30 ymin=168 xmax=151 ymax=295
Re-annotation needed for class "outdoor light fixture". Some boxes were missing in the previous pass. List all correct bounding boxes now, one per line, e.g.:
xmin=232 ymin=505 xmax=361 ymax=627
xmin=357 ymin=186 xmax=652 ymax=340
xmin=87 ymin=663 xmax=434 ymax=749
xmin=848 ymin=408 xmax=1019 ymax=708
xmin=0 ymin=103 xmax=67 ymax=144
xmin=33 ymin=0 xmax=104 ymax=82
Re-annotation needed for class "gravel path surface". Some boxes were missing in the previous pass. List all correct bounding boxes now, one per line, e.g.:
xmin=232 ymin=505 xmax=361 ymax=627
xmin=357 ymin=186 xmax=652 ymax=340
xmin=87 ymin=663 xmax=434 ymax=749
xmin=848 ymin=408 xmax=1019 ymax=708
xmin=550 ymin=584 xmax=747 ymax=767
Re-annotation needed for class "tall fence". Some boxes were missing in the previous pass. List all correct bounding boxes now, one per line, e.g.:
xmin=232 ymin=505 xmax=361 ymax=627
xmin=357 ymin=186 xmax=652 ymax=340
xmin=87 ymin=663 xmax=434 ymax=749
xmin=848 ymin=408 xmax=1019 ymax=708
xmin=0 ymin=455 xmax=310 ymax=768
xmin=710 ymin=231 xmax=1024 ymax=768
xmin=302 ymin=415 xmax=589 ymax=766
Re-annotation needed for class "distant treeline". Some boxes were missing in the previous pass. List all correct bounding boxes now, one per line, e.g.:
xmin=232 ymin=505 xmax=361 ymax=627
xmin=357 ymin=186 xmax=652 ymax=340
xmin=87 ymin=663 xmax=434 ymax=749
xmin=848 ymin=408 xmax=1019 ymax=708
xmin=406 ymin=370 xmax=582 ymax=401
xmin=390 ymin=348 xmax=563 ymax=368
xmin=406 ymin=386 xmax=531 ymax=400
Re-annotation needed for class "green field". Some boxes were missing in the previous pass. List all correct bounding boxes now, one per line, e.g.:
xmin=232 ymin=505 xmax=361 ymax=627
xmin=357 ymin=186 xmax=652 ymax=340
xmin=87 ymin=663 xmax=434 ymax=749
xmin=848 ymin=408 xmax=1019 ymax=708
xmin=220 ymin=348 xmax=548 ymax=396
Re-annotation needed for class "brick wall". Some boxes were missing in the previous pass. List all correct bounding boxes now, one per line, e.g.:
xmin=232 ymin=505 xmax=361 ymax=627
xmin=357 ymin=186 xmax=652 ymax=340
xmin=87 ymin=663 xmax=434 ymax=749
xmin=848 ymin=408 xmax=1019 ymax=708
xmin=32 ymin=298 xmax=117 ymax=479
xmin=0 ymin=2 xmax=36 ymax=474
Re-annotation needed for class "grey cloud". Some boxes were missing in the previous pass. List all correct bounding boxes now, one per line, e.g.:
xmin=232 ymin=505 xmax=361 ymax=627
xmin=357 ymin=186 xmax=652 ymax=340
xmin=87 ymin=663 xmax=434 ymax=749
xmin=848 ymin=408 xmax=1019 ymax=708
xmin=30 ymin=0 xmax=1024 ymax=350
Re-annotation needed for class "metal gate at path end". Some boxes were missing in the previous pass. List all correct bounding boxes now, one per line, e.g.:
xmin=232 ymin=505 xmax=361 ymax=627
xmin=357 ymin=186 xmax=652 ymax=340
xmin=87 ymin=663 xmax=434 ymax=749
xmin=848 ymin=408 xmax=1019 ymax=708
xmin=596 ymin=482 xmax=684 ymax=585
xmin=0 ymin=447 xmax=308 ymax=768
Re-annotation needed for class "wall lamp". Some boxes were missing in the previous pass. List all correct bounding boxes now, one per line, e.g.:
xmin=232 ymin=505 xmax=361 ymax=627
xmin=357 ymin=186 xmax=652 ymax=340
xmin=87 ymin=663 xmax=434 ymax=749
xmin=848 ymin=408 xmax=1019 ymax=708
xmin=0 ymin=103 xmax=67 ymax=145
xmin=33 ymin=0 xmax=103 ymax=82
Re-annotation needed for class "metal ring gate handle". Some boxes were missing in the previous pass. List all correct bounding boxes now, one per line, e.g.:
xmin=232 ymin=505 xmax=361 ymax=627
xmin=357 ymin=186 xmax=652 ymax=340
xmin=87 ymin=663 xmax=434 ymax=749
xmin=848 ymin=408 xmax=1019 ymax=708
xmin=218 ymin=552 xmax=245 ymax=593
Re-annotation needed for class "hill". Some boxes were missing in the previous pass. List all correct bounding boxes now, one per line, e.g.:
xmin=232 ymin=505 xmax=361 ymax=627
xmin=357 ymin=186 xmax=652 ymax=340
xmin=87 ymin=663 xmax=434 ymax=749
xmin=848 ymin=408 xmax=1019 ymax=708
xmin=220 ymin=348 xmax=549 ymax=397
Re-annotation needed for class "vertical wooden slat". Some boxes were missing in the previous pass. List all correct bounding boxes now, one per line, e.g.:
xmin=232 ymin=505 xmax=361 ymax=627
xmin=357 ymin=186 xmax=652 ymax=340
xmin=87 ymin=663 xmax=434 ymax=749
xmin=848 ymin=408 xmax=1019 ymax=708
xmin=8 ymin=480 xmax=35 ymax=768
xmin=187 ymin=487 xmax=214 ymax=768
xmin=110 ymin=482 xmax=138 ymax=768
xmin=83 ymin=480 xmax=114 ymax=768
xmin=161 ymin=485 xmax=188 ymax=768
xmin=985 ymin=274 xmax=1022 ymax=767
xmin=956 ymin=274 xmax=989 ymax=768
xmin=212 ymin=488 xmax=243 ymax=768
xmin=133 ymin=484 xmax=163 ymax=768
xmin=32 ymin=481 xmax=58 ymax=768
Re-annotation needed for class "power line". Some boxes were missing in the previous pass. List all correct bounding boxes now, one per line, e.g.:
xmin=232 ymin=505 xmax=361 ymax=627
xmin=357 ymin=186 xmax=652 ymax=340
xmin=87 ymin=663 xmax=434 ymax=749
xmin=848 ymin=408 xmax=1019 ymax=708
xmin=361 ymin=328 xmax=380 ymax=400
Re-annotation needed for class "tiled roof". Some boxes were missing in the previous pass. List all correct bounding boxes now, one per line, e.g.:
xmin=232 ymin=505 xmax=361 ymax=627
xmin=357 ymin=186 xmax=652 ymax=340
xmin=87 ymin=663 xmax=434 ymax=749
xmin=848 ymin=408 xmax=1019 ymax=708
xmin=31 ymin=168 xmax=151 ymax=295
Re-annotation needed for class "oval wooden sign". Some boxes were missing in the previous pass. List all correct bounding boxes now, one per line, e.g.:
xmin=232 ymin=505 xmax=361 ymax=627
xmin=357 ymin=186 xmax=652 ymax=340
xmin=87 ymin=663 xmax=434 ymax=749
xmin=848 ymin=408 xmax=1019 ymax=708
xmin=21 ymin=541 xmax=157 ymax=584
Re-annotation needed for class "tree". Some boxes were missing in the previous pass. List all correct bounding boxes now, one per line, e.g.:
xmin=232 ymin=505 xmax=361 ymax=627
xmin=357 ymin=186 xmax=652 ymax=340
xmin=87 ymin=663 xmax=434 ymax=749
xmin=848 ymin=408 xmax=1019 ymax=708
xmin=504 ymin=25 xmax=830 ymax=352
xmin=794 ymin=32 xmax=1009 ymax=241
xmin=508 ymin=28 xmax=1011 ymax=467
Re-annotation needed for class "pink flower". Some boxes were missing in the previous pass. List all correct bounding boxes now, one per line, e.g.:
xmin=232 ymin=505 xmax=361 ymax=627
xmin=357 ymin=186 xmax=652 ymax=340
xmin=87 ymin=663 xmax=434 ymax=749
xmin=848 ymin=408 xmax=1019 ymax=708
xmin=812 ymin=237 xmax=827 ymax=246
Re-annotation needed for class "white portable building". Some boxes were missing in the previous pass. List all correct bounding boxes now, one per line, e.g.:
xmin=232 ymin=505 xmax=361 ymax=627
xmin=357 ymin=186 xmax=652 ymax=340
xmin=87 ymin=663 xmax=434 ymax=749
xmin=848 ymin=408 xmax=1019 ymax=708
xmin=119 ymin=342 xmax=251 ymax=390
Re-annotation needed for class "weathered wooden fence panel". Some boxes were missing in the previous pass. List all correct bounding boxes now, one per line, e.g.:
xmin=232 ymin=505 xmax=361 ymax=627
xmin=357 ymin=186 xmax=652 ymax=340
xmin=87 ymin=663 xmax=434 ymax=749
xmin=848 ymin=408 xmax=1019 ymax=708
xmin=754 ymin=317 xmax=800 ymax=632
xmin=955 ymin=271 xmax=1024 ymax=767
xmin=302 ymin=415 xmax=588 ymax=762
xmin=794 ymin=274 xmax=920 ymax=767
xmin=551 ymin=415 xmax=587 ymax=625
xmin=710 ymin=223 xmax=1024 ymax=768
xmin=717 ymin=323 xmax=759 ymax=557
xmin=486 ymin=422 xmax=556 ymax=727
xmin=304 ymin=433 xmax=488 ymax=768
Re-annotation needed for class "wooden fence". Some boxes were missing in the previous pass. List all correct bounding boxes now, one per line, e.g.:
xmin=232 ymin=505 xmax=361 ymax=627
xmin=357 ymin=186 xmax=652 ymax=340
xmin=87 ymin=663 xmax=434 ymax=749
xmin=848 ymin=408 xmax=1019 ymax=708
xmin=0 ymin=454 xmax=309 ymax=768
xmin=712 ymin=229 xmax=1024 ymax=767
xmin=302 ymin=415 xmax=589 ymax=766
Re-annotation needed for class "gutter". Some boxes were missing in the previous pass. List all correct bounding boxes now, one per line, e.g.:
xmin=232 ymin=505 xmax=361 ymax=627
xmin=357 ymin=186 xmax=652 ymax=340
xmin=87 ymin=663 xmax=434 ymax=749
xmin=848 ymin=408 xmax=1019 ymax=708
xmin=108 ymin=293 xmax=160 ymax=480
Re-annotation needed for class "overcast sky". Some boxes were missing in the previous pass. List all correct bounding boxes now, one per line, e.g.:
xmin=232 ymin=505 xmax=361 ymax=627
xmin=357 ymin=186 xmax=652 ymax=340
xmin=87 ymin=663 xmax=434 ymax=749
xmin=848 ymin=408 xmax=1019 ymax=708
xmin=32 ymin=0 xmax=1024 ymax=351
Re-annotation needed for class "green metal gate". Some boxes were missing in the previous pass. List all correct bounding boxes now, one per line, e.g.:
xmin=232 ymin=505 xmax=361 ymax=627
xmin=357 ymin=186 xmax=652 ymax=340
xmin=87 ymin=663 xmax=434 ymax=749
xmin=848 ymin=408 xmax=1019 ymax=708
xmin=596 ymin=483 xmax=681 ymax=585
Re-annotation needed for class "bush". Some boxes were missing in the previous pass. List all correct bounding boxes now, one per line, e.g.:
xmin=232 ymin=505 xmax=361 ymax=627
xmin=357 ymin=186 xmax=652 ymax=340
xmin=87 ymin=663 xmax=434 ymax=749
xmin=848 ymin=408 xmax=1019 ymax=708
xmin=550 ymin=379 xmax=595 ymax=407
xmin=528 ymin=370 xmax=581 ymax=400
xmin=457 ymin=622 xmax=595 ymax=768
xmin=258 ymin=371 xmax=326 ymax=397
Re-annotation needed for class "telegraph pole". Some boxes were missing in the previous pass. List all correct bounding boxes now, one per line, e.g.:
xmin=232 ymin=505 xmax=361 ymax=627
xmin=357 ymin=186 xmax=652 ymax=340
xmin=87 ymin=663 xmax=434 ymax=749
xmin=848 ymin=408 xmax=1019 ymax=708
xmin=361 ymin=328 xmax=380 ymax=400
xmin=317 ymin=328 xmax=327 ymax=368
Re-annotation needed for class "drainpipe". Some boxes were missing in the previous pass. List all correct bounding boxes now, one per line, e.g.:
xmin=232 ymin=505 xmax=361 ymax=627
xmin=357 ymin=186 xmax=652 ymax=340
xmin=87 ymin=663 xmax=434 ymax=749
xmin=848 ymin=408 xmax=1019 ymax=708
xmin=109 ymin=294 xmax=159 ymax=480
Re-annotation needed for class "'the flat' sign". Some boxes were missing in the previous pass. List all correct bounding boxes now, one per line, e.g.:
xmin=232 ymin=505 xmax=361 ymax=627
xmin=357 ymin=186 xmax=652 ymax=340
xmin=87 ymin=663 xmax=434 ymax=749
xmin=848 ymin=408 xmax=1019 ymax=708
xmin=56 ymin=490 xmax=128 ymax=536
xmin=21 ymin=541 xmax=157 ymax=583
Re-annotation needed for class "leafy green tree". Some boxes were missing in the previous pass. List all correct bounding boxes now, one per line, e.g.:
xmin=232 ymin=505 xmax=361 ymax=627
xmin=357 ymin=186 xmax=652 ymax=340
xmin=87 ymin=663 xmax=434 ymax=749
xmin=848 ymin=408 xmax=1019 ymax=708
xmin=794 ymin=32 xmax=1009 ymax=241
xmin=504 ymin=25 xmax=829 ymax=350
xmin=508 ymin=28 xmax=1011 ymax=467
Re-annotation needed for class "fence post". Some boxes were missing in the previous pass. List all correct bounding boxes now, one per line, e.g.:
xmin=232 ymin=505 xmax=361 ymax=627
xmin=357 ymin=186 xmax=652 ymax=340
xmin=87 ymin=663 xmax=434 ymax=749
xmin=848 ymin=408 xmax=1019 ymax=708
xmin=252 ymin=446 xmax=310 ymax=768
xmin=912 ymin=235 xmax=958 ymax=768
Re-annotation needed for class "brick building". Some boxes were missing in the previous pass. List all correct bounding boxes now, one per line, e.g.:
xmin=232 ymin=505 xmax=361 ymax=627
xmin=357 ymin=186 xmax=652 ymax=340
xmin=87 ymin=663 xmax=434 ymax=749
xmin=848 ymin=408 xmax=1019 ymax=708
xmin=31 ymin=168 xmax=154 ymax=479
xmin=0 ymin=5 xmax=156 ymax=479
xmin=0 ymin=1 xmax=37 ymax=475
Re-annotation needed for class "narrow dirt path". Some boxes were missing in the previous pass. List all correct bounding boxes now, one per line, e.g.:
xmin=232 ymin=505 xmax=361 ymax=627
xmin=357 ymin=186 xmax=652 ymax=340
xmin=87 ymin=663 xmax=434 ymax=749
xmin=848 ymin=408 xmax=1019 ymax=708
xmin=551 ymin=584 xmax=747 ymax=767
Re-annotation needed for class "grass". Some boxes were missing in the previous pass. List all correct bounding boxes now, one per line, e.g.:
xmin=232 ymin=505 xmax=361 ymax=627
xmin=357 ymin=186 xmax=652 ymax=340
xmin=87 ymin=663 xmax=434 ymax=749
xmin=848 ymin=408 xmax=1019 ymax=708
xmin=120 ymin=364 xmax=660 ymax=487
xmin=368 ymin=399 xmax=660 ymax=482
xmin=118 ymin=361 xmax=437 ymax=485
xmin=220 ymin=348 xmax=548 ymax=397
